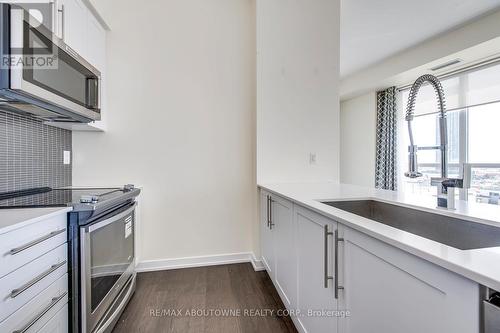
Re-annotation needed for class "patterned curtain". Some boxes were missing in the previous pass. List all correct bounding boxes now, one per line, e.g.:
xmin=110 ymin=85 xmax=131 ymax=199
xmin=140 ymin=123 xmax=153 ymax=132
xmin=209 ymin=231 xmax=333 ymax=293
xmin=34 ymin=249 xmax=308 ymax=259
xmin=375 ymin=87 xmax=398 ymax=190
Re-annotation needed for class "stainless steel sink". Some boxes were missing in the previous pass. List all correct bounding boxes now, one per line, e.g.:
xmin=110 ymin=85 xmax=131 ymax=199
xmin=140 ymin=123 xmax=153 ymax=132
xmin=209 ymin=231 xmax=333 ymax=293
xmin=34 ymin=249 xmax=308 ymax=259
xmin=322 ymin=200 xmax=500 ymax=250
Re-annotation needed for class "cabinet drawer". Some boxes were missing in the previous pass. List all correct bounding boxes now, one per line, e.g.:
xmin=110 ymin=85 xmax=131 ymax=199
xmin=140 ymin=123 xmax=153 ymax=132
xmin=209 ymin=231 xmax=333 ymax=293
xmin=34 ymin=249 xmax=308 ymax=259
xmin=38 ymin=303 xmax=68 ymax=333
xmin=0 ymin=213 xmax=67 ymax=278
xmin=0 ymin=243 xmax=67 ymax=322
xmin=0 ymin=274 xmax=68 ymax=333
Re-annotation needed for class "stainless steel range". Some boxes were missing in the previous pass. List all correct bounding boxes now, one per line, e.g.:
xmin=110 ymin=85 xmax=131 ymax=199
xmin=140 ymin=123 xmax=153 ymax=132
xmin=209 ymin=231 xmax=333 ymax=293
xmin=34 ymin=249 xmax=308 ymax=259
xmin=0 ymin=185 xmax=141 ymax=333
xmin=69 ymin=186 xmax=140 ymax=333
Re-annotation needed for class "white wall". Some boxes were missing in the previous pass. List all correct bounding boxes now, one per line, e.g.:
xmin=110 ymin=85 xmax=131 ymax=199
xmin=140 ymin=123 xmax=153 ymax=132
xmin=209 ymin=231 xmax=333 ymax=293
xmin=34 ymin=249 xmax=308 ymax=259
xmin=73 ymin=0 xmax=257 ymax=264
xmin=256 ymin=0 xmax=340 ymax=184
xmin=339 ymin=93 xmax=376 ymax=187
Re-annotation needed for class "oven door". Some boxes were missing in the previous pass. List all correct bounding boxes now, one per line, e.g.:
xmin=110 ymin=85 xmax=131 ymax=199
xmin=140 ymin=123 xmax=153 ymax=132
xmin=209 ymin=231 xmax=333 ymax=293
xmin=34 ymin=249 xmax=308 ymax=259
xmin=7 ymin=4 xmax=101 ymax=120
xmin=80 ymin=203 xmax=136 ymax=333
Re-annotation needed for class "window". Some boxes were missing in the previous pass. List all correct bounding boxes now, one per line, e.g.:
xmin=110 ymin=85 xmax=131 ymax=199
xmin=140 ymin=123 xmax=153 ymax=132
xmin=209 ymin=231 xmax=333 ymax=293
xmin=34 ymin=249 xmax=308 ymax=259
xmin=398 ymin=62 xmax=500 ymax=205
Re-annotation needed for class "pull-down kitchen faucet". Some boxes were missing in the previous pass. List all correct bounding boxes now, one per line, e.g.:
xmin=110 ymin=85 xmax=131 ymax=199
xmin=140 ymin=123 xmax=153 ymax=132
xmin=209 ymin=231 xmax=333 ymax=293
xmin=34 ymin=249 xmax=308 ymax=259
xmin=404 ymin=74 xmax=464 ymax=209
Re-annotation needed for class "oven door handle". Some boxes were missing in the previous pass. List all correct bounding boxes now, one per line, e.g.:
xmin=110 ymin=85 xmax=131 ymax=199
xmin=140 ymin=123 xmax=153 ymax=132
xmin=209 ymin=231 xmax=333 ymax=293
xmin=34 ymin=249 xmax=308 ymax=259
xmin=87 ymin=202 xmax=137 ymax=233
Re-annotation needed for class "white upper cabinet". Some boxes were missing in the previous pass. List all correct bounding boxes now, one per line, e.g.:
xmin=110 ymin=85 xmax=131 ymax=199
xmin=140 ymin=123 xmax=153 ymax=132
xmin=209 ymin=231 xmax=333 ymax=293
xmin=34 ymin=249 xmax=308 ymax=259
xmin=85 ymin=10 xmax=105 ymax=71
xmin=4 ymin=0 xmax=106 ymax=72
xmin=55 ymin=0 xmax=106 ymax=72
xmin=48 ymin=0 xmax=108 ymax=131
xmin=57 ymin=0 xmax=87 ymax=55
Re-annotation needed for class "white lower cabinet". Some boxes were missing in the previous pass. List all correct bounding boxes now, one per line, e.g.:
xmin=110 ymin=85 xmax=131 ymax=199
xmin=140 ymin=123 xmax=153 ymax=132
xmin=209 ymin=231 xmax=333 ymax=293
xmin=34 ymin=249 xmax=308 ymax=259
xmin=295 ymin=206 xmax=339 ymax=333
xmin=340 ymin=226 xmax=479 ymax=333
xmin=273 ymin=194 xmax=296 ymax=308
xmin=38 ymin=303 xmax=68 ymax=333
xmin=260 ymin=190 xmax=296 ymax=308
xmin=259 ymin=189 xmax=481 ymax=333
xmin=0 ymin=274 xmax=68 ymax=333
xmin=0 ymin=212 xmax=69 ymax=333
xmin=261 ymin=190 xmax=275 ymax=275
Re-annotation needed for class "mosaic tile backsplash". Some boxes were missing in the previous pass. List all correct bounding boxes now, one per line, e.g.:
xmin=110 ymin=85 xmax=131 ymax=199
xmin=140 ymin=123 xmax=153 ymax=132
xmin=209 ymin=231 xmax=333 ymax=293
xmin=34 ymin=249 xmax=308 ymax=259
xmin=0 ymin=111 xmax=72 ymax=193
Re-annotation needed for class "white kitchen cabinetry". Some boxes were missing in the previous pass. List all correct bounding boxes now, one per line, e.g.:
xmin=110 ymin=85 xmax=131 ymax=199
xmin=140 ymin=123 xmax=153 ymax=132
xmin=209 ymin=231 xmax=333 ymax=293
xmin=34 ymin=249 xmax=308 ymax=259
xmin=38 ymin=303 xmax=69 ymax=333
xmin=0 ymin=211 xmax=70 ymax=333
xmin=4 ymin=0 xmax=108 ymax=131
xmin=260 ymin=190 xmax=275 ymax=275
xmin=56 ymin=0 xmax=106 ymax=72
xmin=0 ymin=212 xmax=66 ymax=278
xmin=340 ymin=226 xmax=480 ymax=333
xmin=272 ymin=194 xmax=296 ymax=309
xmin=57 ymin=0 xmax=87 ymax=55
xmin=261 ymin=191 xmax=296 ymax=308
xmin=57 ymin=0 xmax=108 ymax=71
xmin=259 ymin=188 xmax=482 ymax=333
xmin=41 ymin=0 xmax=108 ymax=131
xmin=295 ymin=205 xmax=339 ymax=333
xmin=85 ymin=10 xmax=106 ymax=71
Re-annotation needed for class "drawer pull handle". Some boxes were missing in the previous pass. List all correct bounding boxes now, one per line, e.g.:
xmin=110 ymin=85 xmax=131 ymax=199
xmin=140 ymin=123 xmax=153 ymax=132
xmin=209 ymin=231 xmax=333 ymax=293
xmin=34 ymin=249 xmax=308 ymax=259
xmin=12 ymin=291 xmax=67 ymax=333
xmin=10 ymin=261 xmax=67 ymax=298
xmin=9 ymin=229 xmax=66 ymax=255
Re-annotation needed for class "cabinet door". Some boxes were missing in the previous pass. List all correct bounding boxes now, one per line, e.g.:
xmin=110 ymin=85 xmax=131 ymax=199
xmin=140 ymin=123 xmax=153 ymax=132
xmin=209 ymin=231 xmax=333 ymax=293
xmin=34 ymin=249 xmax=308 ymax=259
xmin=272 ymin=195 xmax=296 ymax=309
xmin=85 ymin=11 xmax=106 ymax=130
xmin=58 ymin=0 xmax=87 ymax=55
xmin=260 ymin=191 xmax=275 ymax=276
xmin=341 ymin=226 xmax=479 ymax=333
xmin=85 ymin=11 xmax=105 ymax=71
xmin=296 ymin=205 xmax=338 ymax=333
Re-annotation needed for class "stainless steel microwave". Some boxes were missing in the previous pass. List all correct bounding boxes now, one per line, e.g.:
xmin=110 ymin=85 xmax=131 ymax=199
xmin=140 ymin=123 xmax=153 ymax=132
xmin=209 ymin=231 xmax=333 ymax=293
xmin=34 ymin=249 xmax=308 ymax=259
xmin=0 ymin=3 xmax=101 ymax=122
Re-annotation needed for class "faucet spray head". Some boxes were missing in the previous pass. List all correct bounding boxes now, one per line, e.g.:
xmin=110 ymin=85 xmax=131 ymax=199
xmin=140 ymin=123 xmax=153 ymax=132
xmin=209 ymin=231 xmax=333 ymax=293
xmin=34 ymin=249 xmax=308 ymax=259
xmin=405 ymin=145 xmax=423 ymax=178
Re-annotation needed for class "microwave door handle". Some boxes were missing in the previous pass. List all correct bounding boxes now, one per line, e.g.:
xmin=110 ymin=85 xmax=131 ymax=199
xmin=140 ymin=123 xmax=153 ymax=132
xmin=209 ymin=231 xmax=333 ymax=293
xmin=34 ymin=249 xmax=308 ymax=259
xmin=86 ymin=77 xmax=99 ymax=109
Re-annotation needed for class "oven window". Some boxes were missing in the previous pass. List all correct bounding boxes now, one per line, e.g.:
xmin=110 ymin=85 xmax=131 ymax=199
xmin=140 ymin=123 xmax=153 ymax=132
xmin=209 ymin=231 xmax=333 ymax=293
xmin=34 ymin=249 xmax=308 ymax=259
xmin=89 ymin=211 xmax=134 ymax=312
xmin=22 ymin=18 xmax=99 ymax=110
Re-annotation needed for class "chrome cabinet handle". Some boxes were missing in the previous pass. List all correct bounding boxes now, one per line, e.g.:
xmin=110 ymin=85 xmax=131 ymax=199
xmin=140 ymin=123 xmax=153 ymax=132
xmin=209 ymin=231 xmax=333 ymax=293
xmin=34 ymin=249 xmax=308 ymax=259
xmin=324 ymin=225 xmax=333 ymax=288
xmin=9 ymin=229 xmax=66 ymax=255
xmin=266 ymin=195 xmax=270 ymax=228
xmin=334 ymin=229 xmax=344 ymax=299
xmin=12 ymin=291 xmax=67 ymax=333
xmin=10 ymin=261 xmax=67 ymax=298
xmin=269 ymin=197 xmax=275 ymax=230
xmin=58 ymin=4 xmax=65 ymax=40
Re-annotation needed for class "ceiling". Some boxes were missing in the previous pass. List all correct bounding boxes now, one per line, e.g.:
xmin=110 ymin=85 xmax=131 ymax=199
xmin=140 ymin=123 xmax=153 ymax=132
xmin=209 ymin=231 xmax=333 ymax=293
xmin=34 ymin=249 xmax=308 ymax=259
xmin=340 ymin=0 xmax=500 ymax=78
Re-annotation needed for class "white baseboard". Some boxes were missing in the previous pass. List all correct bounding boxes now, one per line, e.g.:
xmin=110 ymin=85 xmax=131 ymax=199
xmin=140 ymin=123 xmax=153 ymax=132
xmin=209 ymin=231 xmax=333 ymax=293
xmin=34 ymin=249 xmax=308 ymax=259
xmin=251 ymin=253 xmax=266 ymax=271
xmin=136 ymin=252 xmax=266 ymax=273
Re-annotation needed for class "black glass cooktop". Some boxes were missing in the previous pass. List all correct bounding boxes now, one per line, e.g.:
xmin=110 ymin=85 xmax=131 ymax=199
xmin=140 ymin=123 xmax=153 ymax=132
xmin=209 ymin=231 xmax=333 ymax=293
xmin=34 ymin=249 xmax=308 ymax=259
xmin=0 ymin=187 xmax=124 ymax=208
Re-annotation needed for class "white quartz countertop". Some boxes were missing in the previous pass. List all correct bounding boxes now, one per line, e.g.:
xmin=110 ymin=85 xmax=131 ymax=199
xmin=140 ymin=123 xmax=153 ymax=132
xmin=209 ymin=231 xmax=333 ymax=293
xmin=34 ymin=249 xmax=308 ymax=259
xmin=0 ymin=207 xmax=72 ymax=234
xmin=258 ymin=182 xmax=500 ymax=291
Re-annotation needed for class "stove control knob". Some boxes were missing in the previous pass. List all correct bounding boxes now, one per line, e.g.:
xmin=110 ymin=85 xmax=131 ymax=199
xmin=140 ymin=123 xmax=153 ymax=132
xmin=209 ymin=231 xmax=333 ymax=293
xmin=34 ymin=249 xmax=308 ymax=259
xmin=80 ymin=195 xmax=99 ymax=203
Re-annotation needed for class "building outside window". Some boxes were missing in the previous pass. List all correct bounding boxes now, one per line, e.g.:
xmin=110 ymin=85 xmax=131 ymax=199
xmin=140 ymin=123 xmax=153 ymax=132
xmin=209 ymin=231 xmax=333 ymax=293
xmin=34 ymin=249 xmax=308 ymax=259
xmin=398 ymin=61 xmax=500 ymax=205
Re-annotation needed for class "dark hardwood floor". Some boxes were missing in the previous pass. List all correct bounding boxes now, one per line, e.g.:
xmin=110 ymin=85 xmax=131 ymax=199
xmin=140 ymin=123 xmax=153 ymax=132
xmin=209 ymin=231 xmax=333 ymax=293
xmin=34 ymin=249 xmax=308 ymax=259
xmin=113 ymin=263 xmax=298 ymax=333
